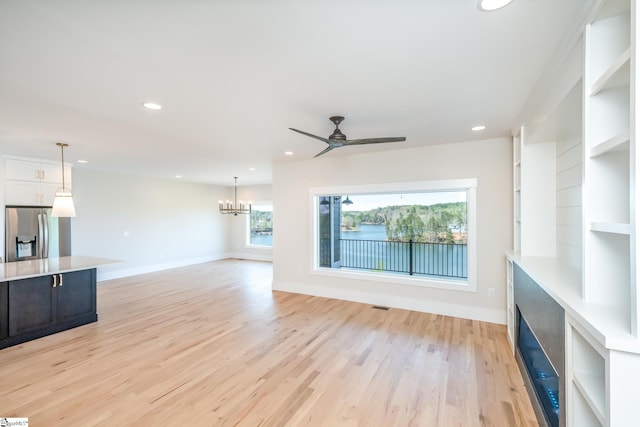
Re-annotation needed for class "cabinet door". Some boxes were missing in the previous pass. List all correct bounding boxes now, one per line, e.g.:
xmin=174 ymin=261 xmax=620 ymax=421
xmin=5 ymin=181 xmax=42 ymax=206
xmin=39 ymin=162 xmax=71 ymax=185
xmin=8 ymin=276 xmax=55 ymax=336
xmin=5 ymin=159 xmax=41 ymax=181
xmin=40 ymin=182 xmax=60 ymax=206
xmin=0 ymin=282 xmax=8 ymax=340
xmin=56 ymin=270 xmax=96 ymax=323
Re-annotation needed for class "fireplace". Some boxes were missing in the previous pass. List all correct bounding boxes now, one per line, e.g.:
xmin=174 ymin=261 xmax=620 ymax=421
xmin=517 ymin=309 xmax=560 ymax=427
xmin=514 ymin=264 xmax=565 ymax=427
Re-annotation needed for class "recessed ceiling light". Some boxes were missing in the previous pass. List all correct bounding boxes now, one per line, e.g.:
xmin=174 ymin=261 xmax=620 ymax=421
xmin=142 ymin=102 xmax=162 ymax=110
xmin=478 ymin=0 xmax=513 ymax=11
xmin=175 ymin=175 xmax=182 ymax=179
xmin=472 ymin=125 xmax=487 ymax=131
xmin=76 ymin=159 xmax=88 ymax=164
xmin=248 ymin=167 xmax=256 ymax=171
xmin=284 ymin=151 xmax=294 ymax=156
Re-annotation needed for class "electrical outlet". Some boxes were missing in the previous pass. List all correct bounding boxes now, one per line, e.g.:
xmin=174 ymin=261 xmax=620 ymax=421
xmin=488 ymin=288 xmax=495 ymax=298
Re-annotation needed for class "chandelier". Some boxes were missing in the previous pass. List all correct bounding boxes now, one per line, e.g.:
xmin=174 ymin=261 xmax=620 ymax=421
xmin=219 ymin=177 xmax=251 ymax=216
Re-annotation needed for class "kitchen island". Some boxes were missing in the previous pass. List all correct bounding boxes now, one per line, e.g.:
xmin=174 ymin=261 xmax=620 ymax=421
xmin=0 ymin=256 xmax=119 ymax=349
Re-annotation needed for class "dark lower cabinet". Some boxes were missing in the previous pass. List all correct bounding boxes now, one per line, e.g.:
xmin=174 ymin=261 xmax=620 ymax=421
xmin=1 ymin=269 xmax=97 ymax=349
xmin=9 ymin=274 xmax=56 ymax=336
xmin=0 ymin=282 xmax=8 ymax=340
xmin=55 ymin=269 xmax=96 ymax=323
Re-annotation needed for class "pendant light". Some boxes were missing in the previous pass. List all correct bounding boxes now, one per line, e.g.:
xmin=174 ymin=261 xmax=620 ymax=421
xmin=51 ymin=142 xmax=76 ymax=217
xmin=219 ymin=177 xmax=251 ymax=216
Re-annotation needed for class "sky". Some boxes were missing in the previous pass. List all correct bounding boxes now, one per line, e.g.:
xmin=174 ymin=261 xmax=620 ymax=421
xmin=249 ymin=191 xmax=467 ymax=213
xmin=341 ymin=191 xmax=466 ymax=212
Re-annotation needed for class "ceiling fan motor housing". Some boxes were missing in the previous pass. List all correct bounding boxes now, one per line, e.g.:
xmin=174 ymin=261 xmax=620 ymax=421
xmin=329 ymin=116 xmax=347 ymax=140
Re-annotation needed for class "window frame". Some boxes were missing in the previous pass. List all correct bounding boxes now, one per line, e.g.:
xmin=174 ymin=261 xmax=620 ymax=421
xmin=309 ymin=179 xmax=477 ymax=292
xmin=245 ymin=201 xmax=273 ymax=249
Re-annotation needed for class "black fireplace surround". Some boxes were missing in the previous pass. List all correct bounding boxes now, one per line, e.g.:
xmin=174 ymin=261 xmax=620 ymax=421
xmin=514 ymin=264 xmax=565 ymax=427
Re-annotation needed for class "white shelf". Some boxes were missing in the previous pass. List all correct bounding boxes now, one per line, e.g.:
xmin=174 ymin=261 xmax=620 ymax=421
xmin=591 ymin=47 xmax=630 ymax=95
xmin=588 ymin=86 xmax=630 ymax=148
xmin=588 ymin=149 xmax=630 ymax=224
xmin=572 ymin=383 xmax=605 ymax=427
xmin=569 ymin=320 xmax=607 ymax=426
xmin=590 ymin=221 xmax=631 ymax=234
xmin=572 ymin=373 xmax=606 ymax=425
xmin=588 ymin=11 xmax=630 ymax=87
xmin=590 ymin=132 xmax=630 ymax=157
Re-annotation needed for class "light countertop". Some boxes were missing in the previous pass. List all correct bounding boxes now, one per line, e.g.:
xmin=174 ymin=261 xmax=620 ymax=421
xmin=507 ymin=252 xmax=640 ymax=354
xmin=0 ymin=256 xmax=120 ymax=282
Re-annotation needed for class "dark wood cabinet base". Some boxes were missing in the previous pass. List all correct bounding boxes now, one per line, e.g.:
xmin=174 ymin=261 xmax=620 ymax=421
xmin=1 ymin=313 xmax=97 ymax=349
xmin=0 ymin=268 xmax=97 ymax=350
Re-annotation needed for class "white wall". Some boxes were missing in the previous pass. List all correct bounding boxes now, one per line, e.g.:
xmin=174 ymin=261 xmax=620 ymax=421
xmin=555 ymin=83 xmax=583 ymax=269
xmin=272 ymin=137 xmax=512 ymax=324
xmin=71 ymin=169 xmax=233 ymax=280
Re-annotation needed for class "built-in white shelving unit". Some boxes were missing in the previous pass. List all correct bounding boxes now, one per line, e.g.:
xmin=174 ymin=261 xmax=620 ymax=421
xmin=583 ymin=0 xmax=635 ymax=334
xmin=508 ymin=0 xmax=640 ymax=424
xmin=506 ymin=258 xmax=515 ymax=352
xmin=513 ymin=129 xmax=522 ymax=254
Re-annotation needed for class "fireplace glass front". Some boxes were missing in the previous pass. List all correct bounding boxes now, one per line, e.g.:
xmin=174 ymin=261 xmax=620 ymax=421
xmin=517 ymin=311 xmax=560 ymax=427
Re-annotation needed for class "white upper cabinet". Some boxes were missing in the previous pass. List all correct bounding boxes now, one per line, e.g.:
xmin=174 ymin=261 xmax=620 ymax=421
xmin=4 ymin=158 xmax=72 ymax=206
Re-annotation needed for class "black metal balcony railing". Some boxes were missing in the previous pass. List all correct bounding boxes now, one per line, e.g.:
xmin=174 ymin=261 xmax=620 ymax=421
xmin=339 ymin=238 xmax=467 ymax=279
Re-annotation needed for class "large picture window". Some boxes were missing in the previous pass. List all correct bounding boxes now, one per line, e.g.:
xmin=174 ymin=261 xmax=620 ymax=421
xmin=312 ymin=179 xmax=476 ymax=291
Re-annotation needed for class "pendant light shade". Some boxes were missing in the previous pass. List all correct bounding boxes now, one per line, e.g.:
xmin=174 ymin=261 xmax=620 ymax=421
xmin=51 ymin=142 xmax=76 ymax=217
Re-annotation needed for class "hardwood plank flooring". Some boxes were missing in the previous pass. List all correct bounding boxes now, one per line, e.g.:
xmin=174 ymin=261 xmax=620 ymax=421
xmin=0 ymin=259 xmax=537 ymax=426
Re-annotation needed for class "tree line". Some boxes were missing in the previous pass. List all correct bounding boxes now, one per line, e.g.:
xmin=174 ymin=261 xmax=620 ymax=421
xmin=342 ymin=202 xmax=467 ymax=244
xmin=250 ymin=209 xmax=272 ymax=232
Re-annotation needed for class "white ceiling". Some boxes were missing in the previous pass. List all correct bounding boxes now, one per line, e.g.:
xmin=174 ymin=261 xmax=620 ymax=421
xmin=0 ymin=0 xmax=592 ymax=186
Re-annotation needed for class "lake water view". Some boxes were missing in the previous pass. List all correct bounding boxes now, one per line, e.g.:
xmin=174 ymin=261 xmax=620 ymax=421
xmin=341 ymin=223 xmax=387 ymax=240
xmin=250 ymin=233 xmax=273 ymax=246
xmin=340 ymin=224 xmax=467 ymax=279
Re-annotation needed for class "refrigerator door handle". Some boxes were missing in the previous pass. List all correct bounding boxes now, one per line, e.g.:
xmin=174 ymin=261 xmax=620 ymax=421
xmin=37 ymin=213 xmax=44 ymax=258
xmin=42 ymin=211 xmax=49 ymax=259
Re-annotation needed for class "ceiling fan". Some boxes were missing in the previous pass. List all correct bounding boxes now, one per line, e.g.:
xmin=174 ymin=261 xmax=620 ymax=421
xmin=289 ymin=116 xmax=406 ymax=158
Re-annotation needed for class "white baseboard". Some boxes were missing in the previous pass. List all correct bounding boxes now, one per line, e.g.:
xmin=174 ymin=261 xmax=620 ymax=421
xmin=97 ymin=254 xmax=231 ymax=282
xmin=227 ymin=251 xmax=273 ymax=262
xmin=272 ymin=280 xmax=506 ymax=325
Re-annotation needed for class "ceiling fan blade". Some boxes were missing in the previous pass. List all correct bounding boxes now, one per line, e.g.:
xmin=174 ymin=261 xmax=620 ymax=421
xmin=343 ymin=137 xmax=406 ymax=146
xmin=314 ymin=145 xmax=338 ymax=158
xmin=289 ymin=128 xmax=332 ymax=144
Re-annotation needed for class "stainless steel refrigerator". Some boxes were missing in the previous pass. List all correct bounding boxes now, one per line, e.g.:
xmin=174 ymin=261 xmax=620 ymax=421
xmin=5 ymin=207 xmax=71 ymax=262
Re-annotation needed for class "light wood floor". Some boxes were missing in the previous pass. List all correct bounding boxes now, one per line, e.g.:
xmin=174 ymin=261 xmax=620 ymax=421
xmin=0 ymin=259 xmax=536 ymax=426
